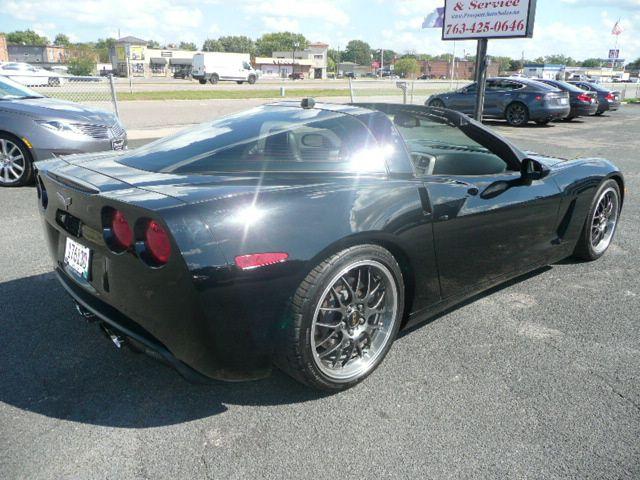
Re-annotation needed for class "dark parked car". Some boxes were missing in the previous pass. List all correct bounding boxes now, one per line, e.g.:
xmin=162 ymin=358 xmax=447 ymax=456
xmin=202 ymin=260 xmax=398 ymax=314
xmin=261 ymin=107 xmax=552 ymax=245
xmin=568 ymin=81 xmax=621 ymax=115
xmin=288 ymin=72 xmax=304 ymax=80
xmin=426 ymin=77 xmax=570 ymax=126
xmin=0 ymin=75 xmax=126 ymax=187
xmin=535 ymin=79 xmax=598 ymax=120
xmin=36 ymin=101 xmax=624 ymax=391
xmin=173 ymin=68 xmax=192 ymax=80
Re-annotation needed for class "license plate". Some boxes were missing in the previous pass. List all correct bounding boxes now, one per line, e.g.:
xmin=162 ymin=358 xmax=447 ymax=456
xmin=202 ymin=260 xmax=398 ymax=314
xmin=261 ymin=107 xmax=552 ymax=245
xmin=64 ymin=237 xmax=91 ymax=279
xmin=112 ymin=138 xmax=125 ymax=151
xmin=560 ymin=98 xmax=568 ymax=104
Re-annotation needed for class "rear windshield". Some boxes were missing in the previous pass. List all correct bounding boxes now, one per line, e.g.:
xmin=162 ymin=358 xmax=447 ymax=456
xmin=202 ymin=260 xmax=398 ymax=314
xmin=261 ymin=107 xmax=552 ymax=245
xmin=542 ymin=80 xmax=584 ymax=93
xmin=118 ymin=106 xmax=386 ymax=174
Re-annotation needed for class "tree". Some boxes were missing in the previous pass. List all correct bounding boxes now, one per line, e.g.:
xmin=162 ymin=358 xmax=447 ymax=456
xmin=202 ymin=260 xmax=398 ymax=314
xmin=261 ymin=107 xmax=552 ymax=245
xmin=489 ymin=55 xmax=513 ymax=73
xmin=53 ymin=33 xmax=71 ymax=47
xmin=581 ymin=58 xmax=602 ymax=68
xmin=394 ymin=57 xmax=420 ymax=78
xmin=67 ymin=45 xmax=96 ymax=75
xmin=6 ymin=29 xmax=48 ymax=45
xmin=95 ymin=37 xmax=116 ymax=63
xmin=179 ymin=41 xmax=197 ymax=51
xmin=626 ymin=57 xmax=640 ymax=70
xmin=544 ymin=54 xmax=578 ymax=66
xmin=218 ymin=35 xmax=255 ymax=54
xmin=202 ymin=39 xmax=224 ymax=52
xmin=147 ymin=39 xmax=161 ymax=49
xmin=342 ymin=40 xmax=371 ymax=66
xmin=255 ymin=32 xmax=308 ymax=57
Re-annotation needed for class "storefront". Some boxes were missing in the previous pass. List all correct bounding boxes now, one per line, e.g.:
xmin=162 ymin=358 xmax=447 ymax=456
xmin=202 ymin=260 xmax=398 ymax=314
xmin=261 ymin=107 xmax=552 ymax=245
xmin=150 ymin=57 xmax=167 ymax=75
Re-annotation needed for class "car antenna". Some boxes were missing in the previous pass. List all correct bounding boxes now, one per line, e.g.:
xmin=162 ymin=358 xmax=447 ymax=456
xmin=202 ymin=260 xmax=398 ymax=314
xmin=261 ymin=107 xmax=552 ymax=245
xmin=301 ymin=98 xmax=315 ymax=109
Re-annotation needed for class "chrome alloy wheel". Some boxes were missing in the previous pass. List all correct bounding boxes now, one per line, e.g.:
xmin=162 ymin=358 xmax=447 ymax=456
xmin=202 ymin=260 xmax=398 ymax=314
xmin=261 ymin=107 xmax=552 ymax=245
xmin=590 ymin=186 xmax=619 ymax=255
xmin=310 ymin=260 xmax=398 ymax=382
xmin=0 ymin=138 xmax=26 ymax=184
xmin=506 ymin=103 xmax=527 ymax=125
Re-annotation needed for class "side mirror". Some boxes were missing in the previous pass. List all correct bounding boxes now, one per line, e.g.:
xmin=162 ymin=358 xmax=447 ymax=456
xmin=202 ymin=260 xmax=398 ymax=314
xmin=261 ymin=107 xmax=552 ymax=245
xmin=520 ymin=158 xmax=549 ymax=182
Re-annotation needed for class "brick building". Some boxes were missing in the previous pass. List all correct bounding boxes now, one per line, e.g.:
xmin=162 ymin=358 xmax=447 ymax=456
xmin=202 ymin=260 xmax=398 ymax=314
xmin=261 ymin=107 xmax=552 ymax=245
xmin=421 ymin=59 xmax=499 ymax=80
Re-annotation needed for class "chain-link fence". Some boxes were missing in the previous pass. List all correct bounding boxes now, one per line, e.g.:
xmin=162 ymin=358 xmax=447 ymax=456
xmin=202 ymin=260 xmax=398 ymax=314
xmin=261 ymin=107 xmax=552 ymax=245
xmin=347 ymin=78 xmax=639 ymax=104
xmin=10 ymin=74 xmax=120 ymax=117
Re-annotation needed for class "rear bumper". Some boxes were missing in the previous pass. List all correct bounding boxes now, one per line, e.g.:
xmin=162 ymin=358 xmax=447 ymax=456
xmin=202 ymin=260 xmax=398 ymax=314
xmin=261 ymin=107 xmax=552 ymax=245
xmin=570 ymin=103 xmax=598 ymax=117
xmin=529 ymin=104 xmax=570 ymax=121
xmin=597 ymin=100 xmax=620 ymax=113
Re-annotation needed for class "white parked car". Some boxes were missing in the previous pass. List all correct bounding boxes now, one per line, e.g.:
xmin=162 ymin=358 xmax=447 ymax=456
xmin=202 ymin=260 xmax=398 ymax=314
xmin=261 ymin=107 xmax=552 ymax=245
xmin=0 ymin=62 xmax=66 ymax=87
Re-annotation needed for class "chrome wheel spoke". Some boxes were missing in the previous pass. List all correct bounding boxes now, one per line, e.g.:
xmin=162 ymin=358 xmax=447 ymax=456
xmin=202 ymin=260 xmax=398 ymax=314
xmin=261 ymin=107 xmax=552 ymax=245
xmin=311 ymin=259 xmax=398 ymax=382
xmin=589 ymin=187 xmax=619 ymax=254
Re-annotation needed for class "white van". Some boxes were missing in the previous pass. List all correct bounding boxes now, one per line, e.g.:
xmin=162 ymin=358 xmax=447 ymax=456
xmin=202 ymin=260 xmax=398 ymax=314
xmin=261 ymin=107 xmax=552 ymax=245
xmin=192 ymin=53 xmax=257 ymax=85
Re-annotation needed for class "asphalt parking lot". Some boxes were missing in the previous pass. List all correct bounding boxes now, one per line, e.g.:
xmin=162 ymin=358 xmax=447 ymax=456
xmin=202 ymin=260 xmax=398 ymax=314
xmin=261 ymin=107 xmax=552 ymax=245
xmin=1 ymin=106 xmax=638 ymax=479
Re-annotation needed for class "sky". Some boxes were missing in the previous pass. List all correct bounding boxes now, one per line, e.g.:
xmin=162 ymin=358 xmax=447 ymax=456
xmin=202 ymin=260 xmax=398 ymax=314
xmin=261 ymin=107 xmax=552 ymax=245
xmin=2 ymin=0 xmax=640 ymax=62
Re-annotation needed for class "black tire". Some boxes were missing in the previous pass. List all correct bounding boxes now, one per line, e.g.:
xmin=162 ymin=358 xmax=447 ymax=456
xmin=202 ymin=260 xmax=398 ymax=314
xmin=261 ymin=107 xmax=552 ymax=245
xmin=562 ymin=116 xmax=576 ymax=122
xmin=595 ymin=110 xmax=604 ymax=116
xmin=198 ymin=79 xmax=206 ymax=85
xmin=428 ymin=98 xmax=445 ymax=108
xmin=248 ymin=75 xmax=256 ymax=85
xmin=505 ymin=102 xmax=529 ymax=126
xmin=572 ymin=179 xmax=621 ymax=261
xmin=236 ymin=81 xmax=244 ymax=84
xmin=209 ymin=74 xmax=219 ymax=84
xmin=535 ymin=119 xmax=550 ymax=126
xmin=0 ymin=133 xmax=33 ymax=187
xmin=275 ymin=244 xmax=405 ymax=391
xmin=48 ymin=77 xmax=60 ymax=87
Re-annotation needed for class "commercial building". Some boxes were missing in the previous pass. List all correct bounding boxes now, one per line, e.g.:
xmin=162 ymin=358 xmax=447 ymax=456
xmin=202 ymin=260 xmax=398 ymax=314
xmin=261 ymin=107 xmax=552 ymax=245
xmin=7 ymin=44 xmax=71 ymax=68
xmin=337 ymin=62 xmax=371 ymax=77
xmin=421 ymin=59 xmax=499 ymax=80
xmin=522 ymin=63 xmax=565 ymax=80
xmin=272 ymin=42 xmax=329 ymax=79
xmin=110 ymin=36 xmax=197 ymax=77
xmin=0 ymin=35 xmax=8 ymax=63
xmin=254 ymin=57 xmax=313 ymax=79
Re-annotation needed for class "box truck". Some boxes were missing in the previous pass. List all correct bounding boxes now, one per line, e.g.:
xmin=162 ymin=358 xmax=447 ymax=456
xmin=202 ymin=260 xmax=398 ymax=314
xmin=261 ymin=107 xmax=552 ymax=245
xmin=192 ymin=52 xmax=258 ymax=84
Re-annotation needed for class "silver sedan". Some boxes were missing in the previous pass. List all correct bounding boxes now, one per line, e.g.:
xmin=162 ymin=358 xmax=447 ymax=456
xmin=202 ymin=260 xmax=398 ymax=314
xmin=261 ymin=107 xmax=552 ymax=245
xmin=0 ymin=75 xmax=127 ymax=186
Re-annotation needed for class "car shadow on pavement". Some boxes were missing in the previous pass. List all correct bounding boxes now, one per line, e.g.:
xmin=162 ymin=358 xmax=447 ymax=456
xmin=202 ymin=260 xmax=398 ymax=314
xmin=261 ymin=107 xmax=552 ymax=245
xmin=483 ymin=120 xmax=555 ymax=129
xmin=0 ymin=272 xmax=326 ymax=428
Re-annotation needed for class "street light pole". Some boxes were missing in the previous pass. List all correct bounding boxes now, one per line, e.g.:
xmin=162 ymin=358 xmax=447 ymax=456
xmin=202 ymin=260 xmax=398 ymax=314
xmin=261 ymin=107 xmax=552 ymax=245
xmin=292 ymin=41 xmax=300 ymax=78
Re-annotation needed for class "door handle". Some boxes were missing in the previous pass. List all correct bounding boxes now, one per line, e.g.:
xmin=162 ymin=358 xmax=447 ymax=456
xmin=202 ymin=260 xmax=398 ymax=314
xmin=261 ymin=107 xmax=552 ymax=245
xmin=467 ymin=187 xmax=479 ymax=196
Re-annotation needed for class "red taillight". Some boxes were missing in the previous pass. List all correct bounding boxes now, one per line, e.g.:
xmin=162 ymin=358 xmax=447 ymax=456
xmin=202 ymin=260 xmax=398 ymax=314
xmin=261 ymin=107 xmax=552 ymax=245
xmin=535 ymin=95 xmax=542 ymax=101
xmin=235 ymin=252 xmax=289 ymax=270
xmin=111 ymin=210 xmax=133 ymax=249
xmin=145 ymin=220 xmax=171 ymax=264
xmin=576 ymin=93 xmax=591 ymax=103
xmin=605 ymin=92 xmax=615 ymax=101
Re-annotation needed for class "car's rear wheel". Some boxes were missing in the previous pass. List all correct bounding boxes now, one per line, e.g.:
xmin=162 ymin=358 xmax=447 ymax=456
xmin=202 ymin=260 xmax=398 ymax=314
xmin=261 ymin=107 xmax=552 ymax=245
xmin=198 ymin=79 xmax=207 ymax=85
xmin=595 ymin=110 xmax=604 ymax=116
xmin=428 ymin=98 xmax=445 ymax=108
xmin=276 ymin=245 xmax=404 ymax=391
xmin=209 ymin=74 xmax=219 ymax=84
xmin=573 ymin=179 xmax=621 ymax=261
xmin=505 ymin=102 xmax=529 ymax=126
xmin=48 ymin=77 xmax=60 ymax=87
xmin=0 ymin=134 xmax=33 ymax=187
xmin=248 ymin=75 xmax=256 ymax=85
xmin=562 ymin=116 xmax=576 ymax=122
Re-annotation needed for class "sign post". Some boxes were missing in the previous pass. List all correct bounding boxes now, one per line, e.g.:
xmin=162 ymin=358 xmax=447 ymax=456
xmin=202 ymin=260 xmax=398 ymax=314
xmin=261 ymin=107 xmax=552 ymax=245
xmin=442 ymin=0 xmax=537 ymax=121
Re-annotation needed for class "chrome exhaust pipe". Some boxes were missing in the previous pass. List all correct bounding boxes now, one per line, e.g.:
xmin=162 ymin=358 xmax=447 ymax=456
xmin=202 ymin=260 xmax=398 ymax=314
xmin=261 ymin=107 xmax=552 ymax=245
xmin=99 ymin=323 xmax=124 ymax=349
xmin=74 ymin=302 xmax=97 ymax=322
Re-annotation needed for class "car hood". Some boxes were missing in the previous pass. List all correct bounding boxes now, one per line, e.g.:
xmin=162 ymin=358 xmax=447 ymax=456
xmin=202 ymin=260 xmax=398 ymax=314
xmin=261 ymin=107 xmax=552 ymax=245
xmin=525 ymin=151 xmax=567 ymax=167
xmin=0 ymin=97 xmax=116 ymax=124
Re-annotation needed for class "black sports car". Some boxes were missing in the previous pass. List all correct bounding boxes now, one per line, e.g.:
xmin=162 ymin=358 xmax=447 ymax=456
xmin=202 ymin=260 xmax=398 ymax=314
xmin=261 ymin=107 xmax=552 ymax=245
xmin=36 ymin=101 xmax=624 ymax=391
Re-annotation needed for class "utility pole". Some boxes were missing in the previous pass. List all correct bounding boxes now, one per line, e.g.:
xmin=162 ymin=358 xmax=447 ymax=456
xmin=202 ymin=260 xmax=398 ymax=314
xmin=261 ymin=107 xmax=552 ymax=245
xmin=380 ymin=48 xmax=384 ymax=76
xmin=473 ymin=38 xmax=488 ymax=122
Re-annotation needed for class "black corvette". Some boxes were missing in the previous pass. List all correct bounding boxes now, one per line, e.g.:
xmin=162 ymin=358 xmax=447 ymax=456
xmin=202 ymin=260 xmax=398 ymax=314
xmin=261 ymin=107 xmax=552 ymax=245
xmin=36 ymin=101 xmax=624 ymax=391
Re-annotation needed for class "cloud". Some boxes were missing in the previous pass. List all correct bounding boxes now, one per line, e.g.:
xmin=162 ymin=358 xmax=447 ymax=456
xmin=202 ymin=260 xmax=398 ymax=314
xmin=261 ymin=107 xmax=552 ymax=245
xmin=262 ymin=16 xmax=300 ymax=32
xmin=241 ymin=0 xmax=349 ymax=26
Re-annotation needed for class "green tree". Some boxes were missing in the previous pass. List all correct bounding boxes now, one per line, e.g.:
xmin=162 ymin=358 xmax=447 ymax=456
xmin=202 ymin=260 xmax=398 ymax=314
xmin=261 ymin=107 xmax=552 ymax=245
xmin=53 ymin=33 xmax=71 ymax=46
xmin=544 ymin=54 xmax=578 ymax=66
xmin=255 ymin=32 xmax=308 ymax=56
xmin=394 ymin=57 xmax=420 ymax=78
xmin=147 ymin=39 xmax=161 ymax=49
xmin=202 ymin=38 xmax=224 ymax=52
xmin=67 ymin=45 xmax=96 ymax=75
xmin=342 ymin=40 xmax=371 ymax=66
xmin=626 ymin=57 xmax=640 ymax=70
xmin=179 ymin=41 xmax=197 ymax=51
xmin=581 ymin=58 xmax=602 ymax=67
xmin=6 ymin=29 xmax=48 ymax=45
xmin=95 ymin=37 xmax=116 ymax=63
xmin=218 ymin=35 xmax=255 ymax=54
xmin=490 ymin=55 xmax=513 ymax=73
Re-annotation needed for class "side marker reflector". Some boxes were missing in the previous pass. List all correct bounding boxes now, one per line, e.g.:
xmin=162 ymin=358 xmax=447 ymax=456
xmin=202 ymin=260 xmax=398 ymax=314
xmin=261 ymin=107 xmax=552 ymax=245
xmin=235 ymin=252 xmax=289 ymax=270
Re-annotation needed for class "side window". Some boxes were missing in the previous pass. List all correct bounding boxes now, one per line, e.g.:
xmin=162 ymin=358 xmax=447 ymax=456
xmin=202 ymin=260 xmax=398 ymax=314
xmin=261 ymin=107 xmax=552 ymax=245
xmin=390 ymin=110 xmax=511 ymax=177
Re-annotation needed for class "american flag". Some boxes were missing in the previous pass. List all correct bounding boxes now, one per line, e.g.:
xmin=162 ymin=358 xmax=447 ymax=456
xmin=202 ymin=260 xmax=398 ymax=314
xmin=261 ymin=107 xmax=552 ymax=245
xmin=611 ymin=20 xmax=623 ymax=36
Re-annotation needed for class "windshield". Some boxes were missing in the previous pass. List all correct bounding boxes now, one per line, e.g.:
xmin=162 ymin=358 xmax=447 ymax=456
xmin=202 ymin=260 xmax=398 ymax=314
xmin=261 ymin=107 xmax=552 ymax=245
xmin=0 ymin=76 xmax=44 ymax=100
xmin=119 ymin=105 xmax=386 ymax=174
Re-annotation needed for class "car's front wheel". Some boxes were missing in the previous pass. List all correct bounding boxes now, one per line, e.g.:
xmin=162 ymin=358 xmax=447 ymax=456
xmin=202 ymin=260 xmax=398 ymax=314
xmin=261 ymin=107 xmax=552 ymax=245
xmin=573 ymin=179 xmax=621 ymax=260
xmin=0 ymin=134 xmax=33 ymax=187
xmin=277 ymin=245 xmax=404 ymax=391
xmin=428 ymin=98 xmax=445 ymax=108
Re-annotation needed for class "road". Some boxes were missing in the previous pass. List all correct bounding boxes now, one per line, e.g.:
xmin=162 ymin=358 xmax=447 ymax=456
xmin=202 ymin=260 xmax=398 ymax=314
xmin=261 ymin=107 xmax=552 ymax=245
xmin=0 ymin=106 xmax=638 ymax=479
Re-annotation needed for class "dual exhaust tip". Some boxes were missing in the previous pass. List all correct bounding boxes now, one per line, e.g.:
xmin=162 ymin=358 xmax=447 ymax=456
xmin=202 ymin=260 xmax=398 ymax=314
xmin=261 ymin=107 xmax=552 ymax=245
xmin=74 ymin=301 xmax=124 ymax=349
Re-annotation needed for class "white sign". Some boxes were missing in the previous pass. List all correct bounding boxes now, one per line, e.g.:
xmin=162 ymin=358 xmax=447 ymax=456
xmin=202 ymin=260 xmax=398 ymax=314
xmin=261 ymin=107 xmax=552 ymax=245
xmin=442 ymin=0 xmax=537 ymax=40
xmin=608 ymin=49 xmax=619 ymax=59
